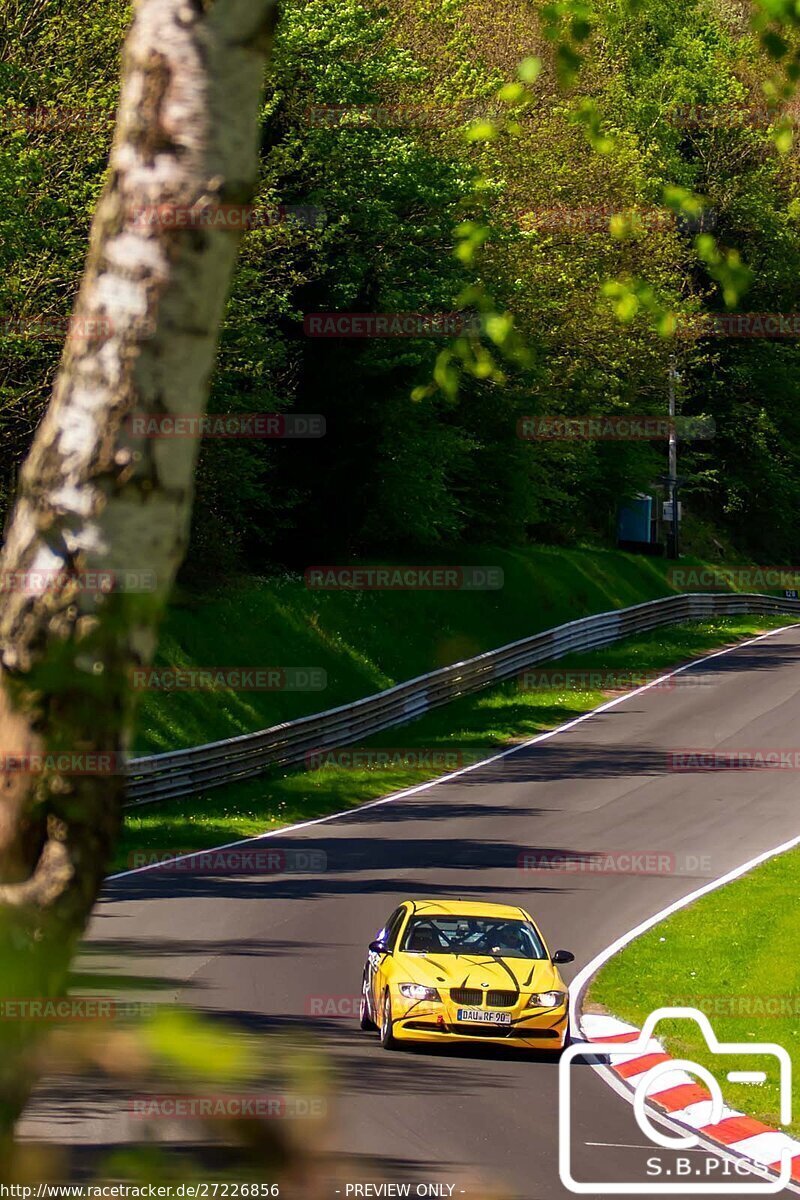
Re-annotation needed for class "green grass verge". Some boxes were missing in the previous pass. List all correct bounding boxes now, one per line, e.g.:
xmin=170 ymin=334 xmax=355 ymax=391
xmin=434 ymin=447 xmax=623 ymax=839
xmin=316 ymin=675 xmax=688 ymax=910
xmin=134 ymin=545 xmax=708 ymax=757
xmin=588 ymin=844 xmax=800 ymax=1137
xmin=118 ymin=614 xmax=794 ymax=875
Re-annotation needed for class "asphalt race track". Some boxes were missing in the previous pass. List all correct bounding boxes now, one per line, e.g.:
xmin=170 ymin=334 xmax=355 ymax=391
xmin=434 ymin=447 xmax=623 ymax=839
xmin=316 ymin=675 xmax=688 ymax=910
xmin=22 ymin=624 xmax=800 ymax=1199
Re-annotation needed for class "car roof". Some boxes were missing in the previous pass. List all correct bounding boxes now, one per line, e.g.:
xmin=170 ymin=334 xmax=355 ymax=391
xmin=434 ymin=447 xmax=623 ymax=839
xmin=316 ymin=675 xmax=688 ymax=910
xmin=401 ymin=899 xmax=531 ymax=920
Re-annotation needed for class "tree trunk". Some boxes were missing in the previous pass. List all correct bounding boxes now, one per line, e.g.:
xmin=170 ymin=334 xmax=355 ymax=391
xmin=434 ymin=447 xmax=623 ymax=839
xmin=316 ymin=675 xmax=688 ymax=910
xmin=0 ymin=0 xmax=275 ymax=1166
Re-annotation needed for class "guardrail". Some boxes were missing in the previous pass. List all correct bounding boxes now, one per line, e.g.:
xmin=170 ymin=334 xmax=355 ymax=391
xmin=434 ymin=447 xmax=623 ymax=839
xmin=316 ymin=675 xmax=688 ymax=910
xmin=126 ymin=592 xmax=800 ymax=807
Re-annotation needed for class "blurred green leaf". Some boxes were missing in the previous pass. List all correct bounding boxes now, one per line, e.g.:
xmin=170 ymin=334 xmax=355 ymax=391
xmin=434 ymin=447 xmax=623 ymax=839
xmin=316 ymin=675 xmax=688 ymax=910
xmin=465 ymin=119 xmax=497 ymax=141
xmin=517 ymin=56 xmax=543 ymax=82
xmin=143 ymin=1010 xmax=255 ymax=1082
xmin=497 ymin=81 xmax=527 ymax=104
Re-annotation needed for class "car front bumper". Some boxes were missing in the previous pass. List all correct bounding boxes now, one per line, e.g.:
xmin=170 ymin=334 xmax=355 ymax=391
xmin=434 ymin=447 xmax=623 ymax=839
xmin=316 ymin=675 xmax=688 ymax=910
xmin=389 ymin=998 xmax=569 ymax=1048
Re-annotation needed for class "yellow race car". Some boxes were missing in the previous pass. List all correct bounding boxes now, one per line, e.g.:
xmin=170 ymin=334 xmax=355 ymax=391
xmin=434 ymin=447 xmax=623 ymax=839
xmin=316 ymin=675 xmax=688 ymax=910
xmin=359 ymin=898 xmax=574 ymax=1052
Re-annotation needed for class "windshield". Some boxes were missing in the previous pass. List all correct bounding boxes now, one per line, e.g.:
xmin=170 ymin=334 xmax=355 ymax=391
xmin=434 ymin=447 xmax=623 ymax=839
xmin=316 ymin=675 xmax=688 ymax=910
xmin=400 ymin=916 xmax=547 ymax=959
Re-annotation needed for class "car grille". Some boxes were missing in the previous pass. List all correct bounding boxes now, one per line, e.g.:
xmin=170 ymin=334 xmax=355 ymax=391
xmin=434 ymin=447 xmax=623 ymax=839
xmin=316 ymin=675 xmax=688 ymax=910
xmin=450 ymin=988 xmax=484 ymax=1006
xmin=487 ymin=990 xmax=518 ymax=1008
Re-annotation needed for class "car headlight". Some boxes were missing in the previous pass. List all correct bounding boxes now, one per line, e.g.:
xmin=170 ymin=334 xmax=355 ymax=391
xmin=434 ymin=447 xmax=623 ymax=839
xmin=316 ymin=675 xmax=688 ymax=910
xmin=526 ymin=990 xmax=566 ymax=1009
xmin=398 ymin=983 xmax=441 ymax=1001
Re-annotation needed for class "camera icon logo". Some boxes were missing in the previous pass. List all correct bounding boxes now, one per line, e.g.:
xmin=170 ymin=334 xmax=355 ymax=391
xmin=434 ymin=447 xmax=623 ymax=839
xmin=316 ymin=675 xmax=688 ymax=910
xmin=559 ymin=1006 xmax=795 ymax=1194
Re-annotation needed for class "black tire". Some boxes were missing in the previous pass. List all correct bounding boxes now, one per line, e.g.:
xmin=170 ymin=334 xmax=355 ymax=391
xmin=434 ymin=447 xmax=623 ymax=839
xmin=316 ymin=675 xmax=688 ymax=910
xmin=359 ymin=990 xmax=375 ymax=1031
xmin=379 ymin=990 xmax=398 ymax=1050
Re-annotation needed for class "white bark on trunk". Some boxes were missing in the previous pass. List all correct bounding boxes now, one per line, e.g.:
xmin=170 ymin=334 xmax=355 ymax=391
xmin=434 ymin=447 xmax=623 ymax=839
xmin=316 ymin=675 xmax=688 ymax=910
xmin=0 ymin=0 xmax=274 ymax=1156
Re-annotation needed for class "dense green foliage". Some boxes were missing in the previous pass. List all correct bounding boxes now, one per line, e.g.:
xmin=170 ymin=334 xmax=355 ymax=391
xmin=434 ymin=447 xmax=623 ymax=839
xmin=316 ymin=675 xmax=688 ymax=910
xmin=3 ymin=0 xmax=800 ymax=566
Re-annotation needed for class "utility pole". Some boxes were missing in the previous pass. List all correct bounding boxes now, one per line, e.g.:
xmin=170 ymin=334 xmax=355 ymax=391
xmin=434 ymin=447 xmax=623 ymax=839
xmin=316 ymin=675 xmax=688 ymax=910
xmin=667 ymin=356 xmax=680 ymax=559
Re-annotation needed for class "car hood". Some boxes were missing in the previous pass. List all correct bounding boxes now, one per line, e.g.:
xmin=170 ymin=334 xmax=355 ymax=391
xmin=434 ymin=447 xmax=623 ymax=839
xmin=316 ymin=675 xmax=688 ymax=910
xmin=394 ymin=952 xmax=561 ymax=993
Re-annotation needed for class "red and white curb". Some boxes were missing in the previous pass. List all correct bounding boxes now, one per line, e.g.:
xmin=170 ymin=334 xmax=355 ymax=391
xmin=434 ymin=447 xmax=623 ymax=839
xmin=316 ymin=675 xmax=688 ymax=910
xmin=581 ymin=1012 xmax=800 ymax=1185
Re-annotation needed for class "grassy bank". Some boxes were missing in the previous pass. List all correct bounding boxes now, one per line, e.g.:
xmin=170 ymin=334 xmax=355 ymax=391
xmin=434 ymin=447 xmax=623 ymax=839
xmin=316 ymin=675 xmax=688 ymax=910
xmin=118 ymin=614 xmax=795 ymax=873
xmin=588 ymin=846 xmax=800 ymax=1137
xmin=136 ymin=545 xmax=702 ymax=757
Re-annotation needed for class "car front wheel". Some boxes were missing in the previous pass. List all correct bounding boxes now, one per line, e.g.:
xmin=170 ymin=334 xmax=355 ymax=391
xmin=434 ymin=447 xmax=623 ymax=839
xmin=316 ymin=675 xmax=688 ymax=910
xmin=379 ymin=991 xmax=398 ymax=1050
xmin=359 ymin=990 xmax=375 ymax=1030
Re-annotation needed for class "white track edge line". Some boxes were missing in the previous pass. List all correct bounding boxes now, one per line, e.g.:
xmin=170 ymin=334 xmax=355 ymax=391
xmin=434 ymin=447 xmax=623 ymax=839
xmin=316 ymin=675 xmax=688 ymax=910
xmin=568 ymin=665 xmax=800 ymax=1193
xmin=569 ymin=822 xmax=800 ymax=1029
xmin=109 ymin=620 xmax=798 ymax=881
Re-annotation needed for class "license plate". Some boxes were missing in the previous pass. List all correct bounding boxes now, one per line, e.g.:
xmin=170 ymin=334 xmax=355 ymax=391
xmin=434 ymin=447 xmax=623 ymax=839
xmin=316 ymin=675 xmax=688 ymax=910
xmin=456 ymin=1008 xmax=512 ymax=1024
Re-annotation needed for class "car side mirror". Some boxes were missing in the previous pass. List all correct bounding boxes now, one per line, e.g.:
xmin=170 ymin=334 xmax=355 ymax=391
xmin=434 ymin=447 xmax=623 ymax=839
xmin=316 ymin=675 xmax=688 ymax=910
xmin=552 ymin=949 xmax=575 ymax=964
xmin=369 ymin=939 xmax=390 ymax=954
